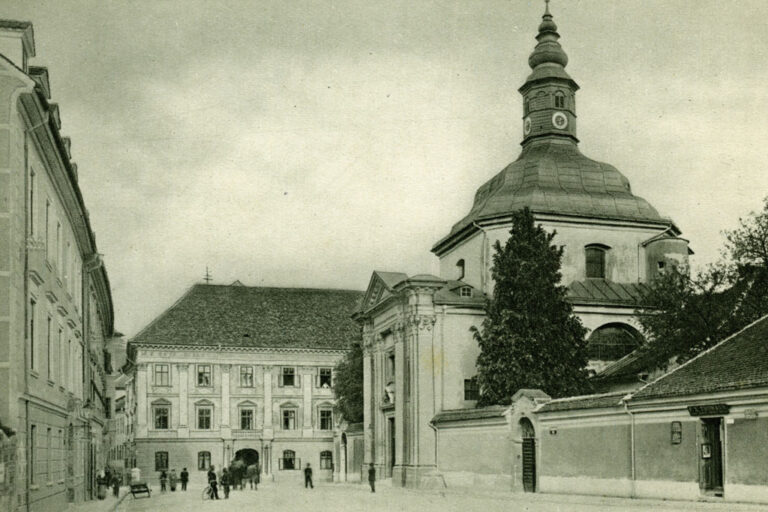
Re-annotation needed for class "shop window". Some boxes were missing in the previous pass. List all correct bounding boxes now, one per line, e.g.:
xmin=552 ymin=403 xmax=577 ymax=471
xmin=464 ymin=377 xmax=479 ymax=401
xmin=155 ymin=451 xmax=168 ymax=471
xmin=197 ymin=364 xmax=211 ymax=387
xmin=154 ymin=364 xmax=169 ymax=386
xmin=320 ymin=450 xmax=333 ymax=470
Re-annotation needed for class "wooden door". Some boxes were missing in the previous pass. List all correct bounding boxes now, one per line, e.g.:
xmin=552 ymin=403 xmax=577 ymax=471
xmin=522 ymin=438 xmax=536 ymax=492
xmin=700 ymin=418 xmax=724 ymax=493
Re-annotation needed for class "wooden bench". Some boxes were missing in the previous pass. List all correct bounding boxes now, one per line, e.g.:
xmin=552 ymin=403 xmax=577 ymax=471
xmin=130 ymin=482 xmax=151 ymax=498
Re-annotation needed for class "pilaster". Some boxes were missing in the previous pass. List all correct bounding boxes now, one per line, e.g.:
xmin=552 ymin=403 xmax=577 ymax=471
xmin=177 ymin=363 xmax=189 ymax=437
xmin=136 ymin=364 xmax=147 ymax=437
xmin=362 ymin=324 xmax=374 ymax=466
xmin=302 ymin=367 xmax=313 ymax=436
xmin=393 ymin=321 xmax=406 ymax=482
xmin=220 ymin=364 xmax=231 ymax=438
xmin=263 ymin=366 xmax=273 ymax=439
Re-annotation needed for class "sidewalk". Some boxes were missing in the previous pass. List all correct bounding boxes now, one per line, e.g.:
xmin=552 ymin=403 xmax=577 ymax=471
xmin=67 ymin=487 xmax=131 ymax=512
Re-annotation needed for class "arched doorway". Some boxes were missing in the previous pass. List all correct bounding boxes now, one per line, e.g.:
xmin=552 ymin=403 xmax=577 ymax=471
xmin=520 ymin=418 xmax=536 ymax=493
xmin=234 ymin=448 xmax=259 ymax=467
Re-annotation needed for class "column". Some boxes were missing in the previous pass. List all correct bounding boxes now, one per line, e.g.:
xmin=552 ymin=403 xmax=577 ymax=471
xmin=177 ymin=363 xmax=189 ymax=437
xmin=362 ymin=325 xmax=374 ymax=467
xmin=136 ymin=364 xmax=148 ymax=437
xmin=263 ymin=366 xmax=273 ymax=439
xmin=302 ymin=367 xmax=313 ymax=437
xmin=221 ymin=364 xmax=231 ymax=437
xmin=393 ymin=324 xmax=405 ymax=477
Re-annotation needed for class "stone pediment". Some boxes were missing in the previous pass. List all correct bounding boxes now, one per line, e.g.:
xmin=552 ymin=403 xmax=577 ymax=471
xmin=359 ymin=271 xmax=408 ymax=313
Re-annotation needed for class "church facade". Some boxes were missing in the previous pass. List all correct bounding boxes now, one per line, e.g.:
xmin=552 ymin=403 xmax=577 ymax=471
xmin=128 ymin=282 xmax=361 ymax=485
xmin=354 ymin=5 xmax=690 ymax=488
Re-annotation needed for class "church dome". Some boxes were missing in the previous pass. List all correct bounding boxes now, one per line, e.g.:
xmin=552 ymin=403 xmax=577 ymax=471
xmin=434 ymin=139 xmax=666 ymax=250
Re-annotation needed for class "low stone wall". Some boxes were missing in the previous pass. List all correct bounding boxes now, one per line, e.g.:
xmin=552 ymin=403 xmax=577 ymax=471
xmin=0 ymin=429 xmax=18 ymax=512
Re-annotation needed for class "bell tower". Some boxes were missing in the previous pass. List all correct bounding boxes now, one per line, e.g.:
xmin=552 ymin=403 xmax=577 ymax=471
xmin=519 ymin=1 xmax=579 ymax=146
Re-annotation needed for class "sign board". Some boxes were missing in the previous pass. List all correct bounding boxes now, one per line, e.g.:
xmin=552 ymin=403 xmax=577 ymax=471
xmin=687 ymin=404 xmax=730 ymax=417
xmin=744 ymin=409 xmax=758 ymax=420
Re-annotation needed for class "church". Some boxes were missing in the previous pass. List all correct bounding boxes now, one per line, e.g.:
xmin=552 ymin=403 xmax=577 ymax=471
xmin=352 ymin=4 xmax=690 ymax=488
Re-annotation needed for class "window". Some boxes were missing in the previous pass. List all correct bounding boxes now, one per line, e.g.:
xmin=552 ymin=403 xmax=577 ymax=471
xmin=240 ymin=365 xmax=254 ymax=387
xmin=671 ymin=421 xmax=682 ymax=444
xmin=197 ymin=406 xmax=212 ymax=430
xmin=29 ymin=169 xmax=35 ymax=236
xmin=658 ymin=261 xmax=666 ymax=270
xmin=198 ymin=451 xmax=211 ymax=471
xmin=318 ymin=368 xmax=332 ymax=388
xmin=555 ymin=91 xmax=565 ymax=108
xmin=154 ymin=364 xmax=170 ymax=386
xmin=524 ymin=98 xmax=530 ymax=116
xmin=56 ymin=222 xmax=61 ymax=272
xmin=155 ymin=451 xmax=168 ymax=471
xmin=153 ymin=405 xmax=169 ymax=429
xmin=282 ymin=408 xmax=297 ymax=430
xmin=240 ymin=408 xmax=254 ymax=430
xmin=45 ymin=200 xmax=50 ymax=259
xmin=320 ymin=450 xmax=333 ymax=470
xmin=30 ymin=425 xmax=36 ymax=484
xmin=46 ymin=427 xmax=51 ymax=481
xmin=386 ymin=352 xmax=395 ymax=380
xmin=197 ymin=364 xmax=211 ymax=387
xmin=280 ymin=367 xmax=296 ymax=387
xmin=585 ymin=246 xmax=607 ymax=279
xmin=29 ymin=299 xmax=36 ymax=370
xmin=456 ymin=259 xmax=465 ymax=280
xmin=57 ymin=327 xmax=63 ymax=383
xmin=464 ymin=377 xmax=479 ymax=401
xmin=459 ymin=286 xmax=472 ymax=297
xmin=281 ymin=450 xmax=296 ymax=470
xmin=46 ymin=316 xmax=52 ymax=380
xmin=319 ymin=409 xmax=333 ymax=430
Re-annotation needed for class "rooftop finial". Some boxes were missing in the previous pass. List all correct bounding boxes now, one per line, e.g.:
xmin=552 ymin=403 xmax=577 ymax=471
xmin=544 ymin=0 xmax=551 ymax=16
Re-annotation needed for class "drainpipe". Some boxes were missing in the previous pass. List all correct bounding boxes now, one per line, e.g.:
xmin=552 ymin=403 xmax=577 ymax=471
xmin=623 ymin=399 xmax=636 ymax=498
xmin=428 ymin=421 xmax=439 ymax=473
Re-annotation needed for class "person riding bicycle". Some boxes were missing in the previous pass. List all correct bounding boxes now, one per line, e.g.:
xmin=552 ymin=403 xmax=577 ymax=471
xmin=207 ymin=465 xmax=219 ymax=499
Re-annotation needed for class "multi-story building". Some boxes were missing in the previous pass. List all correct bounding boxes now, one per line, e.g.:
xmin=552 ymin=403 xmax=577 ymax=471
xmin=0 ymin=19 xmax=115 ymax=510
xmin=353 ymin=4 xmax=691 ymax=488
xmin=128 ymin=282 xmax=361 ymax=485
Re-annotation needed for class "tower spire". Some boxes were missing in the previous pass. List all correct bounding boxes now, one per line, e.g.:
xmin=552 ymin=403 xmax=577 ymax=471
xmin=544 ymin=0 xmax=551 ymax=16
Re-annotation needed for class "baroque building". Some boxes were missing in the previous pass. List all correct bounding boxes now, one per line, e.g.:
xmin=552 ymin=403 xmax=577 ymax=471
xmin=353 ymin=5 xmax=690 ymax=488
xmin=0 ymin=20 xmax=115 ymax=511
xmin=128 ymin=282 xmax=361 ymax=484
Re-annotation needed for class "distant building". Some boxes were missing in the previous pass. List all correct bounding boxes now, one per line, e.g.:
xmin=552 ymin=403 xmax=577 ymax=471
xmin=0 ymin=19 xmax=115 ymax=511
xmin=128 ymin=282 xmax=361 ymax=484
xmin=353 ymin=5 xmax=690 ymax=488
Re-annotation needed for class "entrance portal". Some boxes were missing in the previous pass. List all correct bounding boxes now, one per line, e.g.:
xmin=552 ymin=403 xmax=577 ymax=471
xmin=700 ymin=418 xmax=724 ymax=495
xmin=234 ymin=448 xmax=260 ymax=467
xmin=520 ymin=418 xmax=536 ymax=493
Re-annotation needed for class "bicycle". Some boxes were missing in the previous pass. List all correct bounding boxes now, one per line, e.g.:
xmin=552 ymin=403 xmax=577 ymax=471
xmin=202 ymin=485 xmax=212 ymax=500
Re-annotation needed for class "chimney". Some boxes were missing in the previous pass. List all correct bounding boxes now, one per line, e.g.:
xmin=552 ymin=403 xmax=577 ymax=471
xmin=0 ymin=20 xmax=35 ymax=72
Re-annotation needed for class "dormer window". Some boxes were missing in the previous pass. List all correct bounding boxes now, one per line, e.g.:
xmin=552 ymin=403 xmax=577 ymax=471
xmin=554 ymin=91 xmax=565 ymax=108
xmin=456 ymin=259 xmax=465 ymax=280
xmin=585 ymin=245 xmax=609 ymax=279
xmin=459 ymin=286 xmax=472 ymax=298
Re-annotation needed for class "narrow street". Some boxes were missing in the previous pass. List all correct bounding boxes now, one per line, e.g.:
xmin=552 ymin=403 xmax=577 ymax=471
xmin=109 ymin=481 xmax=768 ymax=512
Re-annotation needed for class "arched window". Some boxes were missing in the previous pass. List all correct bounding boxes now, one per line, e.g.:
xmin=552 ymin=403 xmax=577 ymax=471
xmin=585 ymin=245 xmax=609 ymax=279
xmin=198 ymin=451 xmax=211 ymax=471
xmin=281 ymin=449 xmax=296 ymax=470
xmin=586 ymin=323 xmax=643 ymax=361
xmin=456 ymin=259 xmax=465 ymax=280
xmin=524 ymin=98 xmax=530 ymax=115
xmin=320 ymin=450 xmax=333 ymax=470
xmin=554 ymin=91 xmax=565 ymax=109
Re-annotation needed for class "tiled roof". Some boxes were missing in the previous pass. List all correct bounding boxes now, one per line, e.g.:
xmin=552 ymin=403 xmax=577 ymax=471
xmin=131 ymin=284 xmax=363 ymax=350
xmin=567 ymin=279 xmax=649 ymax=307
xmin=537 ymin=392 xmax=626 ymax=413
xmin=632 ymin=315 xmax=768 ymax=400
xmin=431 ymin=406 xmax=508 ymax=424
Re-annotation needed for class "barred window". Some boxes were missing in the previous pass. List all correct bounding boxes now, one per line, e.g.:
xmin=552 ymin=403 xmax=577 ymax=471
xmin=320 ymin=450 xmax=333 ymax=470
xmin=155 ymin=451 xmax=168 ymax=471
xmin=240 ymin=366 xmax=254 ymax=387
xmin=198 ymin=451 xmax=211 ymax=471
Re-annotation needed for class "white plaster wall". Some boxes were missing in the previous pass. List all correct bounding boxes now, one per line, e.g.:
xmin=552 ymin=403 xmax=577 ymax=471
xmin=436 ymin=308 xmax=485 ymax=411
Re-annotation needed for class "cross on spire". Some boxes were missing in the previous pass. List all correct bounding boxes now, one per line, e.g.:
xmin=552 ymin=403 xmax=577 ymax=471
xmin=545 ymin=0 xmax=551 ymax=15
xmin=203 ymin=266 xmax=212 ymax=284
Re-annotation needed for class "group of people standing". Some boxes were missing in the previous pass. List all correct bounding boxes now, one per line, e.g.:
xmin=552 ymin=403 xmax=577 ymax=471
xmin=158 ymin=467 xmax=190 ymax=492
xmin=205 ymin=462 xmax=261 ymax=499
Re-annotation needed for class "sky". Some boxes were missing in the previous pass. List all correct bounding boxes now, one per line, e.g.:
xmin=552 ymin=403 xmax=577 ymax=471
xmin=3 ymin=0 xmax=768 ymax=336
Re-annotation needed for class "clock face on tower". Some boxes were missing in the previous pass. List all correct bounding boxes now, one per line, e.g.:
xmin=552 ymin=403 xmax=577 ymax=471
xmin=552 ymin=111 xmax=568 ymax=130
xmin=523 ymin=117 xmax=532 ymax=135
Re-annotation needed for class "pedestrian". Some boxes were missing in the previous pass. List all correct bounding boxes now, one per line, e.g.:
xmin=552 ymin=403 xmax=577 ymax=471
xmin=368 ymin=464 xmax=376 ymax=493
xmin=169 ymin=468 xmax=178 ymax=491
xmin=304 ymin=463 xmax=313 ymax=489
xmin=159 ymin=470 xmax=167 ymax=492
xmin=246 ymin=463 xmax=257 ymax=490
xmin=221 ymin=468 xmax=231 ymax=499
xmin=111 ymin=473 xmax=121 ymax=498
xmin=254 ymin=462 xmax=260 ymax=491
xmin=207 ymin=465 xmax=219 ymax=500
xmin=180 ymin=467 xmax=189 ymax=491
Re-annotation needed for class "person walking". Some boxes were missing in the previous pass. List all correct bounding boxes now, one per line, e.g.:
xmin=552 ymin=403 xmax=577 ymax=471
xmin=368 ymin=464 xmax=376 ymax=493
xmin=304 ymin=463 xmax=313 ymax=489
xmin=221 ymin=468 xmax=231 ymax=499
xmin=169 ymin=468 xmax=178 ymax=491
xmin=207 ymin=465 xmax=219 ymax=500
xmin=111 ymin=473 xmax=121 ymax=498
xmin=254 ymin=462 xmax=260 ymax=491
xmin=159 ymin=470 xmax=168 ymax=492
xmin=180 ymin=467 xmax=189 ymax=491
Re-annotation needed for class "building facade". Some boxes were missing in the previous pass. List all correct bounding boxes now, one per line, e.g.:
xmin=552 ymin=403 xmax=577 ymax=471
xmin=0 ymin=20 xmax=115 ymax=511
xmin=354 ymin=5 xmax=690 ymax=488
xmin=128 ymin=283 xmax=361 ymax=486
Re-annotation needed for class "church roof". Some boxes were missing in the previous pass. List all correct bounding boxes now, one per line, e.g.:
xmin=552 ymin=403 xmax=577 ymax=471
xmin=567 ymin=279 xmax=649 ymax=307
xmin=433 ymin=140 xmax=671 ymax=254
xmin=632 ymin=315 xmax=768 ymax=400
xmin=131 ymin=283 xmax=363 ymax=350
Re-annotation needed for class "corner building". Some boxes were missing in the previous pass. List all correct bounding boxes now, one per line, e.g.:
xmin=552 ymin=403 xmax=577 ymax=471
xmin=129 ymin=283 xmax=362 ymax=485
xmin=0 ymin=20 xmax=115 ymax=511
xmin=354 ymin=6 xmax=690 ymax=488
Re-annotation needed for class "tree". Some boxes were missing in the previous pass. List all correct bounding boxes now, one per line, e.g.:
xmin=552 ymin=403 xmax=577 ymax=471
xmin=473 ymin=208 xmax=591 ymax=405
xmin=333 ymin=340 xmax=364 ymax=423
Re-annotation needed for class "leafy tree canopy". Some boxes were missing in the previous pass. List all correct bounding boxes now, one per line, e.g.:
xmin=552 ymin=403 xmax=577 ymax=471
xmin=474 ymin=208 xmax=591 ymax=405
xmin=333 ymin=340 xmax=364 ymax=423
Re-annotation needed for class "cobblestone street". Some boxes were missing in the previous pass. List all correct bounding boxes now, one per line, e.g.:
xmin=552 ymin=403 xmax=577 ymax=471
xmin=97 ymin=482 xmax=768 ymax=512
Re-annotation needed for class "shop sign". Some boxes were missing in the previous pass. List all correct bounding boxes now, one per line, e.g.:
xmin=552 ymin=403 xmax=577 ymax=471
xmin=687 ymin=404 xmax=730 ymax=416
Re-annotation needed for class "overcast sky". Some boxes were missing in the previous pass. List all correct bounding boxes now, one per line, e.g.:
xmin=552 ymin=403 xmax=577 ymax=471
xmin=4 ymin=0 xmax=768 ymax=336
